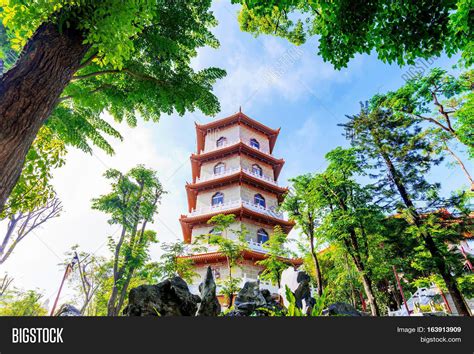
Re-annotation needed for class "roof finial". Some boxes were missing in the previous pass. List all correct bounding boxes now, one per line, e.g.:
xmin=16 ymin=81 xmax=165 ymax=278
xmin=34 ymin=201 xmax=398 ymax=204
xmin=239 ymin=106 xmax=242 ymax=113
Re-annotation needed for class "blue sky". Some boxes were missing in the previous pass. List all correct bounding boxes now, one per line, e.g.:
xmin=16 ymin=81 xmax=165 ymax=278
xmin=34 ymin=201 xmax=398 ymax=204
xmin=1 ymin=0 xmax=471 ymax=306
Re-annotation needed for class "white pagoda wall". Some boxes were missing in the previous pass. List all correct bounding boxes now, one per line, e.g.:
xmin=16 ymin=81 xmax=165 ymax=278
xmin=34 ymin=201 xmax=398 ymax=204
xmin=199 ymin=155 xmax=241 ymax=179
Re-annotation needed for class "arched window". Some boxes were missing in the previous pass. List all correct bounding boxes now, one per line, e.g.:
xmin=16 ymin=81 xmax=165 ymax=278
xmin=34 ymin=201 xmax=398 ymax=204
xmin=214 ymin=162 xmax=225 ymax=175
xmin=211 ymin=192 xmax=224 ymax=206
xmin=252 ymin=164 xmax=263 ymax=177
xmin=216 ymin=137 xmax=227 ymax=147
xmin=254 ymin=193 xmax=266 ymax=208
xmin=257 ymin=229 xmax=269 ymax=244
xmin=250 ymin=138 xmax=260 ymax=149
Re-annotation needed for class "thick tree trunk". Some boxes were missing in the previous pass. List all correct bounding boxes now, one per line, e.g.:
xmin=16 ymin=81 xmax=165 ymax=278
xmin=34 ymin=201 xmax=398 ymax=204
xmin=0 ymin=22 xmax=89 ymax=212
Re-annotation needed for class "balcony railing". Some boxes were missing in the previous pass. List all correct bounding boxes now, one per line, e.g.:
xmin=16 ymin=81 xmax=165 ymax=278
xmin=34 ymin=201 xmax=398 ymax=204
xmin=242 ymin=167 xmax=277 ymax=185
xmin=195 ymin=167 xmax=277 ymax=185
xmin=189 ymin=198 xmax=283 ymax=219
xmin=195 ymin=167 xmax=240 ymax=183
xmin=201 ymin=138 xmax=272 ymax=155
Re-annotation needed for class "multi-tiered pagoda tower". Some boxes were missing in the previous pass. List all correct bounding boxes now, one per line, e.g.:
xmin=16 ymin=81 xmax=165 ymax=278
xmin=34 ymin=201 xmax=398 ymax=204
xmin=179 ymin=110 xmax=298 ymax=298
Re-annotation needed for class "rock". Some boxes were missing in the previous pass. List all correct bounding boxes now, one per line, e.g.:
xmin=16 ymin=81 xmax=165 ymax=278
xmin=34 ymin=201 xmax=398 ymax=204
xmin=196 ymin=266 xmax=221 ymax=316
xmin=124 ymin=276 xmax=201 ymax=316
xmin=294 ymin=272 xmax=315 ymax=314
xmin=259 ymin=289 xmax=284 ymax=314
xmin=323 ymin=302 xmax=362 ymax=316
xmin=55 ymin=304 xmax=81 ymax=316
xmin=233 ymin=281 xmax=266 ymax=315
xmin=280 ymin=267 xmax=316 ymax=314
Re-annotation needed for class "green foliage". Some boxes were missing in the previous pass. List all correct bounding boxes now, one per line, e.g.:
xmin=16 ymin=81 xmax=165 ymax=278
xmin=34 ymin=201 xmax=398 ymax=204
xmin=62 ymin=246 xmax=111 ymax=315
xmin=283 ymin=285 xmax=327 ymax=317
xmin=156 ymin=241 xmax=197 ymax=284
xmin=92 ymin=165 xmax=164 ymax=315
xmin=1 ymin=0 xmax=225 ymax=155
xmin=371 ymin=68 xmax=474 ymax=160
xmin=233 ymin=0 xmax=473 ymax=69
xmin=205 ymin=214 xmax=248 ymax=270
xmin=1 ymin=126 xmax=66 ymax=217
xmin=218 ymin=277 xmax=242 ymax=304
xmin=256 ymin=226 xmax=294 ymax=287
xmin=0 ymin=289 xmax=47 ymax=316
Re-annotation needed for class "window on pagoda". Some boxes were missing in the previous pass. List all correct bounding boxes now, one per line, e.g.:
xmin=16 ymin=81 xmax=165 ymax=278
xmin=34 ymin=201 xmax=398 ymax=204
xmin=216 ymin=137 xmax=227 ymax=147
xmin=252 ymin=164 xmax=263 ymax=176
xmin=254 ymin=193 xmax=266 ymax=208
xmin=257 ymin=229 xmax=269 ymax=244
xmin=211 ymin=192 xmax=224 ymax=206
xmin=250 ymin=138 xmax=260 ymax=149
xmin=214 ymin=162 xmax=225 ymax=175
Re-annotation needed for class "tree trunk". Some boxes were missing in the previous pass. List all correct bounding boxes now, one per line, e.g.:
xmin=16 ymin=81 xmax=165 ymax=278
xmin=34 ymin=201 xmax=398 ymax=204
xmin=359 ymin=271 xmax=380 ymax=316
xmin=116 ymin=269 xmax=135 ymax=315
xmin=0 ymin=22 xmax=89 ymax=212
xmin=422 ymin=234 xmax=471 ymax=316
xmin=309 ymin=235 xmax=323 ymax=296
xmin=376 ymin=138 xmax=471 ymax=316
xmin=344 ymin=239 xmax=380 ymax=316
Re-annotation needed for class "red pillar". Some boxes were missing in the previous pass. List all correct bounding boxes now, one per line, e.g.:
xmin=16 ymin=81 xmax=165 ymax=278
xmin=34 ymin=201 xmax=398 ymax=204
xmin=392 ymin=265 xmax=410 ymax=316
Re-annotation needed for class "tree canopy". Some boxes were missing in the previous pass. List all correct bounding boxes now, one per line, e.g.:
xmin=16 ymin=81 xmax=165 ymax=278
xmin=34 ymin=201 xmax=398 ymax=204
xmin=233 ymin=0 xmax=473 ymax=69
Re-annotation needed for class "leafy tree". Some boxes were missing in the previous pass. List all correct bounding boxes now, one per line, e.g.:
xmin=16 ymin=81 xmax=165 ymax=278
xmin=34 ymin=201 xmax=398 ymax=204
xmin=342 ymin=105 xmax=471 ymax=316
xmin=203 ymin=214 xmax=248 ymax=306
xmin=156 ymin=241 xmax=197 ymax=284
xmin=1 ymin=126 xmax=66 ymax=217
xmin=282 ymin=175 xmax=324 ymax=296
xmin=62 ymin=246 xmax=111 ymax=315
xmin=256 ymin=225 xmax=294 ymax=288
xmin=92 ymin=165 xmax=164 ymax=316
xmin=0 ymin=289 xmax=47 ymax=316
xmin=371 ymin=68 xmax=473 ymax=185
xmin=233 ymin=0 xmax=473 ymax=69
xmin=0 ymin=0 xmax=226 ymax=212
xmin=318 ymin=246 xmax=362 ymax=309
xmin=307 ymin=147 xmax=381 ymax=315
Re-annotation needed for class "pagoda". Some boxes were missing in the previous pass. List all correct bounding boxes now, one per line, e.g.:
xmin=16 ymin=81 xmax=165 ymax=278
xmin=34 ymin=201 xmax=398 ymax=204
xmin=179 ymin=110 xmax=299 ymax=300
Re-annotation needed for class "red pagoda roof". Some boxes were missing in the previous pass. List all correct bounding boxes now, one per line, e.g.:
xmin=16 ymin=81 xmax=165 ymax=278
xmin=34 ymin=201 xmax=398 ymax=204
xmin=178 ymin=250 xmax=303 ymax=267
xmin=195 ymin=112 xmax=280 ymax=154
xmin=185 ymin=170 xmax=289 ymax=212
xmin=179 ymin=206 xmax=295 ymax=244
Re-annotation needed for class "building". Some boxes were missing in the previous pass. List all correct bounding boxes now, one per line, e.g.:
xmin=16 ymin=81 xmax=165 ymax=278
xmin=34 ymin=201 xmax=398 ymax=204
xmin=179 ymin=110 xmax=300 ymax=299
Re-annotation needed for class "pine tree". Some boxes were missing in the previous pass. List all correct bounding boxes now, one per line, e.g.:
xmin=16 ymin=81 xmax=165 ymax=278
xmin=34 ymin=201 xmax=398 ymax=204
xmin=341 ymin=105 xmax=471 ymax=316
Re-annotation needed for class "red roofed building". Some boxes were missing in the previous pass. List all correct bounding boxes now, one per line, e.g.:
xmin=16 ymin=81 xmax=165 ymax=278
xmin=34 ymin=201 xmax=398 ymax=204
xmin=179 ymin=110 xmax=300 ymax=298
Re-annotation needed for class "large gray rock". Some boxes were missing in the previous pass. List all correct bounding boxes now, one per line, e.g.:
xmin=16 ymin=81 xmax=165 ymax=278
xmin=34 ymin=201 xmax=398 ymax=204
xmin=196 ymin=266 xmax=221 ymax=316
xmin=226 ymin=281 xmax=284 ymax=316
xmin=260 ymin=289 xmax=284 ymax=313
xmin=55 ymin=304 xmax=81 ymax=316
xmin=234 ymin=281 xmax=266 ymax=315
xmin=294 ymin=272 xmax=315 ymax=313
xmin=323 ymin=302 xmax=363 ymax=316
xmin=124 ymin=277 xmax=201 ymax=316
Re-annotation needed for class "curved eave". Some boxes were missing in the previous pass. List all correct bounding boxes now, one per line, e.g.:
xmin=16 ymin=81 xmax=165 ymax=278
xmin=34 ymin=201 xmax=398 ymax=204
xmin=179 ymin=206 xmax=295 ymax=243
xmin=190 ymin=142 xmax=285 ymax=181
xmin=195 ymin=112 xmax=280 ymax=154
xmin=184 ymin=171 xmax=289 ymax=212
xmin=178 ymin=250 xmax=303 ymax=267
